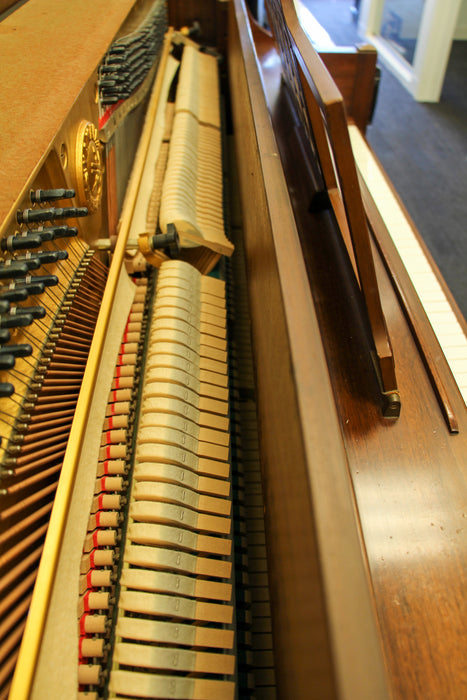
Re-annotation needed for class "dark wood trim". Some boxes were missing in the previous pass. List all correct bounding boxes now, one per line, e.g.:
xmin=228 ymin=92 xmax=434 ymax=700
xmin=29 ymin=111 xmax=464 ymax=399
xmin=228 ymin=1 xmax=391 ymax=697
xmin=266 ymin=0 xmax=398 ymax=406
xmin=320 ymin=45 xmax=377 ymax=133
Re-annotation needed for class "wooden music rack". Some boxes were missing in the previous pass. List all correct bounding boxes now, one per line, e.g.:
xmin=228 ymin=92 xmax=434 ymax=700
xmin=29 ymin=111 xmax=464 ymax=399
xmin=265 ymin=0 xmax=400 ymax=417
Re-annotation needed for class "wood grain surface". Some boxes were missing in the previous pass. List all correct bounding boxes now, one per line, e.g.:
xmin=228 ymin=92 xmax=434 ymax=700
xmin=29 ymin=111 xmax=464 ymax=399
xmin=257 ymin=14 xmax=467 ymax=697
xmin=228 ymin=1 xmax=391 ymax=698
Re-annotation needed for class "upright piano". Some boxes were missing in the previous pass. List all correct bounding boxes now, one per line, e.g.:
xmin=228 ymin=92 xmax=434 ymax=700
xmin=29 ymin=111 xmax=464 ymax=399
xmin=0 ymin=1 xmax=466 ymax=698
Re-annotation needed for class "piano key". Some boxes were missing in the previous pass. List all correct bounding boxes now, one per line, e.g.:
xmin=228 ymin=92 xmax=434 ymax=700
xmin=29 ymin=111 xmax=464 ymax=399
xmin=73 ymin=259 xmax=235 ymax=697
xmin=113 ymin=641 xmax=235 ymax=676
xmin=141 ymin=378 xmax=228 ymax=415
xmin=143 ymin=366 xmax=228 ymax=401
xmin=135 ymin=441 xmax=230 ymax=479
xmin=126 ymin=521 xmax=231 ymax=556
xmin=124 ymin=543 xmax=231 ymax=579
xmin=119 ymin=568 xmax=231 ymax=601
xmin=137 ymin=424 xmax=229 ymax=462
xmin=150 ymin=327 xmax=227 ymax=361
xmin=109 ymin=669 xmax=235 ymax=700
xmin=349 ymin=125 xmax=467 ymax=404
xmin=133 ymin=480 xmax=231 ymax=515
xmin=115 ymin=614 xmax=234 ymax=650
xmin=156 ymin=290 xmax=226 ymax=320
xmin=141 ymin=393 xmax=228 ymax=431
xmin=130 ymin=499 xmax=231 ymax=535
xmin=145 ymin=353 xmax=227 ymax=388
xmin=133 ymin=461 xmax=230 ymax=497
xmin=149 ymin=414 xmax=227 ymax=451
xmin=118 ymin=589 xmax=233 ymax=624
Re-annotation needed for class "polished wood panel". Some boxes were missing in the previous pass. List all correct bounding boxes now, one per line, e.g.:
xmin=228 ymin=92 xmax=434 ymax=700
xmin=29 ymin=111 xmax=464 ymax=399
xmin=0 ymin=0 xmax=19 ymax=15
xmin=3 ymin=1 xmax=466 ymax=698
xmin=319 ymin=46 xmax=377 ymax=133
xmin=254 ymin=10 xmax=467 ymax=696
xmin=248 ymin=8 xmax=377 ymax=134
xmin=168 ymin=0 xmax=222 ymax=47
xmin=266 ymin=0 xmax=397 ymax=407
xmin=228 ymin=1 xmax=390 ymax=698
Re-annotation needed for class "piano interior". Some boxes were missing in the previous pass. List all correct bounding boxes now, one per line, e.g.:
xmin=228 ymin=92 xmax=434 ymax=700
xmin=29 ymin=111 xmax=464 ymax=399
xmin=0 ymin=0 xmax=466 ymax=698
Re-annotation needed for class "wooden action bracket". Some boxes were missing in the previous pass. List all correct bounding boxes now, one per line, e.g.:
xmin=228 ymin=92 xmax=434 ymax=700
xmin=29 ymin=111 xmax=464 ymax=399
xmin=265 ymin=0 xmax=400 ymax=417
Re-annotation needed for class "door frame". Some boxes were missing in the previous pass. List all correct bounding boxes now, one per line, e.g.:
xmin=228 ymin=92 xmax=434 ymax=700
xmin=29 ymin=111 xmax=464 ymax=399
xmin=358 ymin=0 xmax=462 ymax=101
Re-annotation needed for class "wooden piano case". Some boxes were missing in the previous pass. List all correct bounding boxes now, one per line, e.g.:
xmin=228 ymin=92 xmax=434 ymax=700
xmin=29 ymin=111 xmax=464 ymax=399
xmin=0 ymin=0 xmax=466 ymax=698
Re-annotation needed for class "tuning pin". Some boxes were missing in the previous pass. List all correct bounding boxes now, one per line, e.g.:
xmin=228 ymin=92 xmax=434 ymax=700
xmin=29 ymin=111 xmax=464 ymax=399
xmin=22 ymin=281 xmax=46 ymax=296
xmin=0 ymin=287 xmax=29 ymax=303
xmin=0 ymin=301 xmax=10 ymax=315
xmin=11 ymin=305 xmax=46 ymax=321
xmin=16 ymin=207 xmax=88 ymax=225
xmin=0 ymin=328 xmax=11 ymax=344
xmin=0 ymin=343 xmax=32 ymax=358
xmin=36 ymin=229 xmax=55 ymax=243
xmin=14 ymin=274 xmax=58 ymax=289
xmin=30 ymin=188 xmax=75 ymax=204
xmin=0 ymin=354 xmax=15 ymax=370
xmin=1 ymin=281 xmax=45 ymax=300
xmin=33 ymin=225 xmax=78 ymax=241
xmin=1 ymin=233 xmax=43 ymax=252
xmin=100 ymin=95 xmax=120 ymax=105
xmin=14 ymin=250 xmax=68 ymax=267
xmin=0 ymin=312 xmax=34 ymax=329
xmin=108 ymin=45 xmax=127 ymax=55
xmin=6 ymin=257 xmax=41 ymax=272
xmin=0 ymin=383 xmax=14 ymax=397
xmin=99 ymin=79 xmax=117 ymax=89
xmin=40 ymin=249 xmax=68 ymax=261
xmin=51 ymin=226 xmax=78 ymax=239
xmin=0 ymin=262 xmax=30 ymax=279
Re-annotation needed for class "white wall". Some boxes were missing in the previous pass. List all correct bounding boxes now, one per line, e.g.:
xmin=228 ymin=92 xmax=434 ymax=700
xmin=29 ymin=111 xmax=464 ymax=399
xmin=359 ymin=0 xmax=465 ymax=100
xmin=455 ymin=0 xmax=467 ymax=38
